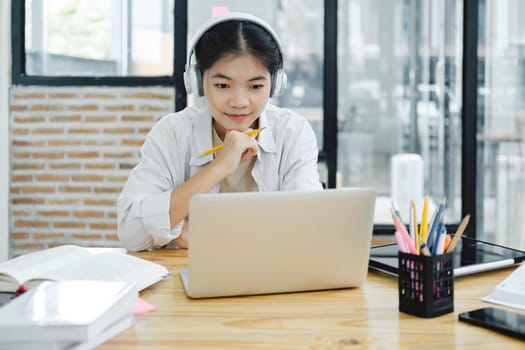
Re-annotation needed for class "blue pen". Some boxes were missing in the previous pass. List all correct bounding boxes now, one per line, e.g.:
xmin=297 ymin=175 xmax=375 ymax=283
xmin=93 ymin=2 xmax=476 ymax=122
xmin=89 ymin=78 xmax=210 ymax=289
xmin=426 ymin=208 xmax=440 ymax=251
xmin=427 ymin=198 xmax=446 ymax=251
xmin=433 ymin=225 xmax=447 ymax=255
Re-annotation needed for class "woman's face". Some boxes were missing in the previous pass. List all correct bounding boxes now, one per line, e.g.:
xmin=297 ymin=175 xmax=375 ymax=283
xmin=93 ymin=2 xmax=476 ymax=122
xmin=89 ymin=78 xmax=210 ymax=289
xmin=203 ymin=53 xmax=271 ymax=139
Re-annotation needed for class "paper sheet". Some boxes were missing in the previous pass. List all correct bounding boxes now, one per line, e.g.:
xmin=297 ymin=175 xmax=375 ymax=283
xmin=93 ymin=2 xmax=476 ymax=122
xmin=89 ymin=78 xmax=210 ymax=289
xmin=482 ymin=264 xmax=525 ymax=311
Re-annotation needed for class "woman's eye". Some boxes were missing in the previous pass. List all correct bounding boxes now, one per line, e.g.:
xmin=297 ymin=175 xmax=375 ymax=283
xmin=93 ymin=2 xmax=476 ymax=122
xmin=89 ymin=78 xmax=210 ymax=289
xmin=251 ymin=84 xmax=265 ymax=90
xmin=214 ymin=83 xmax=229 ymax=89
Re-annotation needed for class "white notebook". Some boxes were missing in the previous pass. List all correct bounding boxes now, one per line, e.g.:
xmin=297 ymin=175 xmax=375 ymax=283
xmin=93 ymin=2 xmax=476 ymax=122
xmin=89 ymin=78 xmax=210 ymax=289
xmin=0 ymin=280 xmax=137 ymax=343
xmin=0 ymin=314 xmax=134 ymax=350
xmin=482 ymin=264 xmax=525 ymax=311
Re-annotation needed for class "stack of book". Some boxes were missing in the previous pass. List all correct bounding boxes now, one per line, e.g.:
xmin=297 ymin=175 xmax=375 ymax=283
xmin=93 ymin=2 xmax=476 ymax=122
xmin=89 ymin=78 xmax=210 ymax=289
xmin=0 ymin=280 xmax=137 ymax=349
xmin=0 ymin=245 xmax=170 ymax=349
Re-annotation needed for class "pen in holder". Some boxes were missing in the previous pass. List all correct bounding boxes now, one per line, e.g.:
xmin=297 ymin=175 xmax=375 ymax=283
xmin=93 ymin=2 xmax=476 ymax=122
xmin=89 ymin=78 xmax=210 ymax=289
xmin=398 ymin=251 xmax=454 ymax=318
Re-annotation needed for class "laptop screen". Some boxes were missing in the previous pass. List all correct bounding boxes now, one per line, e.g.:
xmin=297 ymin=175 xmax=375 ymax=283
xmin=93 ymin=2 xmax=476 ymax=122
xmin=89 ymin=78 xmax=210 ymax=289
xmin=369 ymin=236 xmax=525 ymax=277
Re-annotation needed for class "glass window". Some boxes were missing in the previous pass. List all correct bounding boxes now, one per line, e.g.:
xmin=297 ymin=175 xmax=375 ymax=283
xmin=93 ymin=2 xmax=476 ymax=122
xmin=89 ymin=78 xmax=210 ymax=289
xmin=338 ymin=0 xmax=463 ymax=225
xmin=25 ymin=0 xmax=174 ymax=77
xmin=187 ymin=0 xmax=324 ymax=150
xmin=478 ymin=0 xmax=525 ymax=250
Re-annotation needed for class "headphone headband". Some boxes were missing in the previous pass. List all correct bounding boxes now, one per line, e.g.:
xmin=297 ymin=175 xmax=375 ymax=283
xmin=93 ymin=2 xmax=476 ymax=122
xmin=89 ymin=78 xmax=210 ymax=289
xmin=185 ymin=12 xmax=284 ymax=69
xmin=184 ymin=12 xmax=287 ymax=97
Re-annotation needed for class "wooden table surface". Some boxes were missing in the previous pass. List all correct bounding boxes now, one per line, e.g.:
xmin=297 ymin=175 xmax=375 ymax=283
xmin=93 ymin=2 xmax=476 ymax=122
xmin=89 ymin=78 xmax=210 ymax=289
xmin=101 ymin=249 xmax=524 ymax=349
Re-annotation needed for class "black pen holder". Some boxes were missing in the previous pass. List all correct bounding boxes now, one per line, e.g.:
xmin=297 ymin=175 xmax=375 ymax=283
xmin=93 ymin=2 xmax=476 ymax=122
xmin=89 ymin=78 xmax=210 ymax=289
xmin=398 ymin=252 xmax=454 ymax=318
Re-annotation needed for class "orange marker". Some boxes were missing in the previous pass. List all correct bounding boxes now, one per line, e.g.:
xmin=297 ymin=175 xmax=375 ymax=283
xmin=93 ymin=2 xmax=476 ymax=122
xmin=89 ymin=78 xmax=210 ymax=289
xmin=444 ymin=234 xmax=451 ymax=253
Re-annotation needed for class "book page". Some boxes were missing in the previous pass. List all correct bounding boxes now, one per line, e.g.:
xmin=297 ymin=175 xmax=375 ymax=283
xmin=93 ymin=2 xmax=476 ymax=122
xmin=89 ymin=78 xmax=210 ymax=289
xmin=0 ymin=245 xmax=91 ymax=292
xmin=26 ymin=252 xmax=169 ymax=292
xmin=482 ymin=264 xmax=525 ymax=311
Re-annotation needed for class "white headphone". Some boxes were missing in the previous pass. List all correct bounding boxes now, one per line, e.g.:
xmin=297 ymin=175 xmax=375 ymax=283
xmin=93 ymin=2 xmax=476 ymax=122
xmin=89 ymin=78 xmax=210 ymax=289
xmin=183 ymin=12 xmax=287 ymax=97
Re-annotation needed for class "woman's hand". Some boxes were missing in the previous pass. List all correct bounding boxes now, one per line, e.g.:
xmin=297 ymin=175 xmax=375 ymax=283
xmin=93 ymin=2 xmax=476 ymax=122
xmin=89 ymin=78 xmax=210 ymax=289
xmin=167 ymin=129 xmax=258 ymax=237
xmin=171 ymin=218 xmax=189 ymax=248
xmin=167 ymin=130 xmax=258 ymax=231
xmin=212 ymin=129 xmax=258 ymax=176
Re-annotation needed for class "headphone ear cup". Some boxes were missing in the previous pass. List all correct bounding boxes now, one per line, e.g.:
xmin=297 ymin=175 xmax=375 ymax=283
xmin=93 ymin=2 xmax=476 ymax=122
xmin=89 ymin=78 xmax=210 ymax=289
xmin=270 ymin=69 xmax=287 ymax=97
xmin=184 ymin=64 xmax=204 ymax=97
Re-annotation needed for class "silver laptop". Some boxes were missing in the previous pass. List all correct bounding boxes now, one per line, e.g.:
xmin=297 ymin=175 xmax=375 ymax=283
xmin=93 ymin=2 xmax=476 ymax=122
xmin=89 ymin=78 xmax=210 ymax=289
xmin=179 ymin=188 xmax=376 ymax=298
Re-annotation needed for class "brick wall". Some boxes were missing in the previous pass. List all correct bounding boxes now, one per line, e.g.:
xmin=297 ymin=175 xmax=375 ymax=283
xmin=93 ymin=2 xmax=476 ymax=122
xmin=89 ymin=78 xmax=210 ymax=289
xmin=9 ymin=86 xmax=175 ymax=257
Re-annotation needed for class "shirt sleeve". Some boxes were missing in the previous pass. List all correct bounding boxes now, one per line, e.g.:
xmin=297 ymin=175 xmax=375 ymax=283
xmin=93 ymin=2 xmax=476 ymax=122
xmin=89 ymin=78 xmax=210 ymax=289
xmin=117 ymin=117 xmax=186 ymax=251
xmin=281 ymin=116 xmax=324 ymax=191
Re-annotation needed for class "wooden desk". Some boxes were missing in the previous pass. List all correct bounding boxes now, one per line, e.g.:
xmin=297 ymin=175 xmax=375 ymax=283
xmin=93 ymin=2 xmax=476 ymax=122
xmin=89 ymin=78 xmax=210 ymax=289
xmin=101 ymin=250 xmax=524 ymax=349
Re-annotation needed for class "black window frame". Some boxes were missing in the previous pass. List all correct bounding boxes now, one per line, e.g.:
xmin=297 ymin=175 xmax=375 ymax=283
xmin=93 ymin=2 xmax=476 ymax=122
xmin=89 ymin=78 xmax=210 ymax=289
xmin=11 ymin=0 xmax=188 ymax=110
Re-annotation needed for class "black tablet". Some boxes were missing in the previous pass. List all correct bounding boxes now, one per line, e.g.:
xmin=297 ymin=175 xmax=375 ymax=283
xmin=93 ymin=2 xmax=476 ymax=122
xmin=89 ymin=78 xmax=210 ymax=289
xmin=459 ymin=307 xmax=525 ymax=340
xmin=369 ymin=236 xmax=525 ymax=277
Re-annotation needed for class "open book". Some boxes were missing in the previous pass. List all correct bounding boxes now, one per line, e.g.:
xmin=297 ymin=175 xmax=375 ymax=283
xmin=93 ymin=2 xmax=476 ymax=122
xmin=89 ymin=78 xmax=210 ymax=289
xmin=482 ymin=264 xmax=525 ymax=311
xmin=0 ymin=245 xmax=169 ymax=293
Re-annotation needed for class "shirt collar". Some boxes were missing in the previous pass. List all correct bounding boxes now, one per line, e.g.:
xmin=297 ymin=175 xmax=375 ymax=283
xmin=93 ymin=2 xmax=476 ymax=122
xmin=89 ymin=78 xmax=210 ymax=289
xmin=189 ymin=110 xmax=213 ymax=166
xmin=257 ymin=109 xmax=276 ymax=154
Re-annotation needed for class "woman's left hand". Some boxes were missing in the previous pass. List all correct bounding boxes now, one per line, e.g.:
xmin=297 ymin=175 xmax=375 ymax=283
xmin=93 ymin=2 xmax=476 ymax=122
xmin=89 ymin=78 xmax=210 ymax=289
xmin=172 ymin=218 xmax=189 ymax=248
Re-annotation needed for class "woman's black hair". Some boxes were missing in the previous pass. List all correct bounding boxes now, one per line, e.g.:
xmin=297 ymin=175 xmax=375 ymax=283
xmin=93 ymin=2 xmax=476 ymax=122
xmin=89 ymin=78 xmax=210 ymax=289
xmin=194 ymin=20 xmax=283 ymax=75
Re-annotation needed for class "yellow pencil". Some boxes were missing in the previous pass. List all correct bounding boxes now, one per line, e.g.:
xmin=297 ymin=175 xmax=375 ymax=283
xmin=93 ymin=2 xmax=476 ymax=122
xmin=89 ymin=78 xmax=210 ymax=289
xmin=421 ymin=196 xmax=429 ymax=244
xmin=201 ymin=127 xmax=266 ymax=157
xmin=412 ymin=201 xmax=420 ymax=252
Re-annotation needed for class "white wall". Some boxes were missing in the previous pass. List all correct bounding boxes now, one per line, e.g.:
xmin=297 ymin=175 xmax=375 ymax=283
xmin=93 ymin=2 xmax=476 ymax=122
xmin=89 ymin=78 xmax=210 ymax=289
xmin=0 ymin=1 xmax=11 ymax=261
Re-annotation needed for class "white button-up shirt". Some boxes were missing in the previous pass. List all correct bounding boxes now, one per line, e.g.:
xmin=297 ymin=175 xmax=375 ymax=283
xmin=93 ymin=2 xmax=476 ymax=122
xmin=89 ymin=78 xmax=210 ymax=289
xmin=117 ymin=103 xmax=323 ymax=251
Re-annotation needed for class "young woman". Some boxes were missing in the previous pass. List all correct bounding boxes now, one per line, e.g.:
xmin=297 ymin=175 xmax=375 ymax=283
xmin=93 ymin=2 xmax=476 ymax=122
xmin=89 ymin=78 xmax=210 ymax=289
xmin=118 ymin=12 xmax=323 ymax=251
